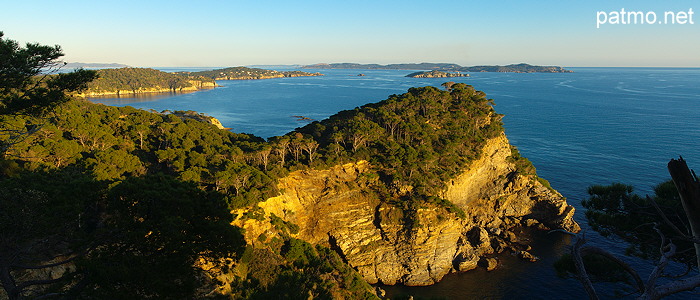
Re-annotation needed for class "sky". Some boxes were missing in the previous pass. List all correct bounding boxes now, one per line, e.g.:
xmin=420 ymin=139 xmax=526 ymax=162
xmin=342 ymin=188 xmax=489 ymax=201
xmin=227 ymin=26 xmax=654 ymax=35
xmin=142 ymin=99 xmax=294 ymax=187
xmin=1 ymin=0 xmax=699 ymax=67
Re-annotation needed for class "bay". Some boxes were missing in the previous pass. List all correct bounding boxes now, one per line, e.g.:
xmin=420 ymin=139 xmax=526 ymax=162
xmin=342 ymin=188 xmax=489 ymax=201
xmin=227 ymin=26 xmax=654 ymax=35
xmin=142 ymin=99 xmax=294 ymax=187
xmin=91 ymin=67 xmax=700 ymax=299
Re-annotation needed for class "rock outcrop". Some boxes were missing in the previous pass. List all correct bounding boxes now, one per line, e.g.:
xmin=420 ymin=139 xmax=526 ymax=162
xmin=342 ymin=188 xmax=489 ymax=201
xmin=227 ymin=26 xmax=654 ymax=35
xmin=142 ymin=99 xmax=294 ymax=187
xmin=233 ymin=134 xmax=579 ymax=286
xmin=171 ymin=111 xmax=226 ymax=129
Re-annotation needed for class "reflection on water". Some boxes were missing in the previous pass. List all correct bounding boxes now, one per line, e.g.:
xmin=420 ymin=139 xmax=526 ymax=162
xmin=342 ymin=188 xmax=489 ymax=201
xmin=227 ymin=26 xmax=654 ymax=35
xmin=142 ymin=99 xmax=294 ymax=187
xmin=88 ymin=89 xmax=205 ymax=106
xmin=379 ymin=229 xmax=591 ymax=299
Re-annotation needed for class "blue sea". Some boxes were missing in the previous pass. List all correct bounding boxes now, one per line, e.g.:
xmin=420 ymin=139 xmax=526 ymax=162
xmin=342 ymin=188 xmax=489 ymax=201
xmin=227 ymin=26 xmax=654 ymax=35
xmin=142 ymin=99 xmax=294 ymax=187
xmin=91 ymin=67 xmax=700 ymax=299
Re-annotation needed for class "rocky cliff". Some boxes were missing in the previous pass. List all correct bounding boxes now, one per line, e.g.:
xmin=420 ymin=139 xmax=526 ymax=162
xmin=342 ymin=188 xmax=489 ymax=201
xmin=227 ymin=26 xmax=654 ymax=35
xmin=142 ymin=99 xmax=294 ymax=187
xmin=170 ymin=110 xmax=226 ymax=129
xmin=233 ymin=133 xmax=579 ymax=286
xmin=78 ymin=80 xmax=217 ymax=97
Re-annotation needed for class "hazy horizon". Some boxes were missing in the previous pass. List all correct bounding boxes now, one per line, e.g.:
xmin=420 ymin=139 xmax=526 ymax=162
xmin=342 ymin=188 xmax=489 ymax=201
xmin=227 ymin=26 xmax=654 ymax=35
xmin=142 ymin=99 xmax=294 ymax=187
xmin=3 ymin=0 xmax=699 ymax=68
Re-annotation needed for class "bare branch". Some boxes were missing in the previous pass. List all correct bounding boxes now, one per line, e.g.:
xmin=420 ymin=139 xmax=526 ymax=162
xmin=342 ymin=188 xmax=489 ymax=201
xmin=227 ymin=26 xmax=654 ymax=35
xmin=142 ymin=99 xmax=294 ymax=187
xmin=647 ymin=195 xmax=700 ymax=244
xmin=654 ymin=275 xmax=700 ymax=298
xmin=16 ymin=275 xmax=73 ymax=290
xmin=11 ymin=254 xmax=78 ymax=270
xmin=580 ymin=246 xmax=645 ymax=293
xmin=571 ymin=235 xmax=600 ymax=300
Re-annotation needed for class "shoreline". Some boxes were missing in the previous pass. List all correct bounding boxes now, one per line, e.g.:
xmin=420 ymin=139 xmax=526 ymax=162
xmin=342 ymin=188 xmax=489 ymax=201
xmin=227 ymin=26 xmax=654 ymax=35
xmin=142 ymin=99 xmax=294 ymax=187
xmin=78 ymin=86 xmax=217 ymax=99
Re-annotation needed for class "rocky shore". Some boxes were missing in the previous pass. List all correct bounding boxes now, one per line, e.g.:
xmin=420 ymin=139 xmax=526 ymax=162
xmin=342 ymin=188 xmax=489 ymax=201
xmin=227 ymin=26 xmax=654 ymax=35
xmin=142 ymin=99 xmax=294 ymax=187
xmin=78 ymin=80 xmax=217 ymax=97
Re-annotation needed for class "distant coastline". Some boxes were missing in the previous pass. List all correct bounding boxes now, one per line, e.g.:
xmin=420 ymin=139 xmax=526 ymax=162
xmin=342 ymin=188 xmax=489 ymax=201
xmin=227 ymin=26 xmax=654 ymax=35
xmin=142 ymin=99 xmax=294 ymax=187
xmin=80 ymin=67 xmax=322 ymax=98
xmin=65 ymin=62 xmax=130 ymax=69
xmin=406 ymin=70 xmax=470 ymax=78
xmin=181 ymin=67 xmax=323 ymax=80
xmin=303 ymin=62 xmax=572 ymax=73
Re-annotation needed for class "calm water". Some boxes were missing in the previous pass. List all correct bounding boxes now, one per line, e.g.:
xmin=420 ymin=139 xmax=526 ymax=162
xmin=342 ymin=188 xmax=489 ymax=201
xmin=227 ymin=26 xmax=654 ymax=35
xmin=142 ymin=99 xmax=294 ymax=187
xmin=91 ymin=67 xmax=700 ymax=299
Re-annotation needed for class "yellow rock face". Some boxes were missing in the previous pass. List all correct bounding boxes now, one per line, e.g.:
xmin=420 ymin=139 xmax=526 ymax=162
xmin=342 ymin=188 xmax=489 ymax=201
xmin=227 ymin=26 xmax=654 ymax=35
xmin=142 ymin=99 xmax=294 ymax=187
xmin=233 ymin=134 xmax=579 ymax=286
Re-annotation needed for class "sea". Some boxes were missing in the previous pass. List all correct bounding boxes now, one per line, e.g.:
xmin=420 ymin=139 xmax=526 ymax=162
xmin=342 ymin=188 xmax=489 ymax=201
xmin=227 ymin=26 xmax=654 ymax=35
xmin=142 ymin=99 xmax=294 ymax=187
xmin=90 ymin=67 xmax=700 ymax=299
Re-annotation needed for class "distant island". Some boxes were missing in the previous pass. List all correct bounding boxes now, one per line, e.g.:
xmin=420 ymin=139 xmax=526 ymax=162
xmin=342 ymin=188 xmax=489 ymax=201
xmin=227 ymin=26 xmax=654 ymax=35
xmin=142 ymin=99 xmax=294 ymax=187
xmin=460 ymin=63 xmax=572 ymax=73
xmin=303 ymin=62 xmax=462 ymax=70
xmin=64 ymin=62 xmax=130 ymax=69
xmin=303 ymin=62 xmax=572 ymax=73
xmin=406 ymin=70 xmax=470 ymax=78
xmin=182 ymin=67 xmax=323 ymax=80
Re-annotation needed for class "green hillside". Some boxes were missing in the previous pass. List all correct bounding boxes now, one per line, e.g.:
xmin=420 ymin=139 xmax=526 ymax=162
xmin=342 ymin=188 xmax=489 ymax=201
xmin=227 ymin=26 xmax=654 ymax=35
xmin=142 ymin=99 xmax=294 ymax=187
xmin=84 ymin=67 xmax=216 ymax=95
xmin=2 ymin=81 xmax=511 ymax=298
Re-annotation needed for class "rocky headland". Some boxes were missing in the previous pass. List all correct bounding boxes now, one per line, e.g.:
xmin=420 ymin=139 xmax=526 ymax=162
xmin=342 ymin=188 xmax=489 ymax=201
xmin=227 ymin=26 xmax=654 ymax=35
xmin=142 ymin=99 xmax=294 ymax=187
xmin=233 ymin=133 xmax=579 ymax=286
xmin=77 ymin=67 xmax=217 ymax=97
xmin=170 ymin=110 xmax=226 ymax=129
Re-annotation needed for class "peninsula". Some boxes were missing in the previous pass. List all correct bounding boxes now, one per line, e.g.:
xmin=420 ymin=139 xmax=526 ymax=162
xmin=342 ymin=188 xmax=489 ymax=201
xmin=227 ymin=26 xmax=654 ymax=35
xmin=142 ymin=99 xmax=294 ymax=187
xmin=78 ymin=67 xmax=217 ymax=97
xmin=184 ymin=67 xmax=323 ymax=80
xmin=79 ymin=67 xmax=324 ymax=98
xmin=8 ymin=81 xmax=579 ymax=298
xmin=303 ymin=62 xmax=572 ymax=73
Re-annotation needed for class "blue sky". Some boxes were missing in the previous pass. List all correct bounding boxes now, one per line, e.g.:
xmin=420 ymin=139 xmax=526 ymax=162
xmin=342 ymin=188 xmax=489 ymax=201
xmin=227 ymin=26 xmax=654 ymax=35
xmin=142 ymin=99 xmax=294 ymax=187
xmin=1 ymin=0 xmax=698 ymax=67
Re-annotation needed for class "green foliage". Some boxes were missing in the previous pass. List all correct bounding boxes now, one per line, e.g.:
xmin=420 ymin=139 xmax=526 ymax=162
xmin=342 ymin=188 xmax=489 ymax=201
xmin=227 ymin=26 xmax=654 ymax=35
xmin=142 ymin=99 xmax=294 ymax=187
xmin=508 ymin=145 xmax=536 ymax=175
xmin=2 ymin=74 xmax=512 ymax=298
xmin=424 ymin=196 xmax=466 ymax=219
xmin=81 ymin=174 xmax=246 ymax=299
xmin=86 ymin=67 xmax=214 ymax=94
xmin=0 ymin=167 xmax=247 ymax=299
xmin=0 ymin=31 xmax=97 ymax=116
xmin=0 ymin=32 xmax=386 ymax=299
xmin=3 ymin=100 xmax=276 ymax=209
xmin=0 ymin=31 xmax=97 ymax=158
xmin=234 ymin=239 xmax=378 ymax=300
xmin=295 ymin=83 xmax=503 ymax=219
xmin=270 ymin=213 xmax=300 ymax=235
xmin=582 ymin=181 xmax=696 ymax=266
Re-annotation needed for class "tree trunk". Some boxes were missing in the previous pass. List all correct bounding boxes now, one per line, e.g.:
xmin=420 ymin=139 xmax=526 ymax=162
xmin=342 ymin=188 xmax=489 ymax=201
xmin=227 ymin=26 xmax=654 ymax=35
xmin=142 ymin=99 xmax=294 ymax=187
xmin=667 ymin=157 xmax=700 ymax=269
xmin=0 ymin=265 xmax=20 ymax=300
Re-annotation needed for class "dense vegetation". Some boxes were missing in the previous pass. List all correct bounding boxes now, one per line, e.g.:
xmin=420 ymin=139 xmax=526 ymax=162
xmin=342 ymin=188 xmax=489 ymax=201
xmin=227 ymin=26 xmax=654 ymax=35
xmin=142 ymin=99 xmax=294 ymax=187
xmin=554 ymin=177 xmax=700 ymax=299
xmin=185 ymin=67 xmax=322 ymax=80
xmin=2 ymin=29 xmax=530 ymax=299
xmin=7 ymin=81 xmax=507 ymax=214
xmin=295 ymin=83 xmax=505 ymax=199
xmin=2 ymin=81 xmax=511 ymax=298
xmin=84 ymin=67 xmax=215 ymax=95
xmin=582 ymin=181 xmax=696 ymax=267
